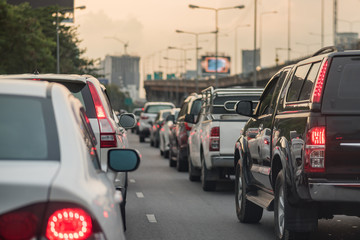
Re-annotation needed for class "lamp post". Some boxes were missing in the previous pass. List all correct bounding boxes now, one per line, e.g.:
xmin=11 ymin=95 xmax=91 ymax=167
xmin=189 ymin=4 xmax=245 ymax=88
xmin=175 ymin=29 xmax=216 ymax=93
xmin=234 ymin=24 xmax=251 ymax=75
xmin=56 ymin=5 xmax=85 ymax=74
xmin=260 ymin=11 xmax=277 ymax=67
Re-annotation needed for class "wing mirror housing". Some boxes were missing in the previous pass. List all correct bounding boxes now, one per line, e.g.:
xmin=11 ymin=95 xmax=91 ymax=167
xmin=235 ymin=101 xmax=254 ymax=117
xmin=118 ymin=113 xmax=136 ymax=129
xmin=108 ymin=149 xmax=141 ymax=172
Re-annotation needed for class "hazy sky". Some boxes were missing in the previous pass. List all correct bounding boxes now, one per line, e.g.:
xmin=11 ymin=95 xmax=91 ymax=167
xmin=74 ymin=0 xmax=360 ymax=76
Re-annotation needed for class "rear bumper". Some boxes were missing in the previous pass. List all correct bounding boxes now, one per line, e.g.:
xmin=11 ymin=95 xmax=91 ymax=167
xmin=308 ymin=179 xmax=360 ymax=202
xmin=211 ymin=155 xmax=234 ymax=168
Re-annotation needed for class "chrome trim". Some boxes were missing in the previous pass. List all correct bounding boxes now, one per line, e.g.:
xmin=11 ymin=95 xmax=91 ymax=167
xmin=340 ymin=143 xmax=360 ymax=147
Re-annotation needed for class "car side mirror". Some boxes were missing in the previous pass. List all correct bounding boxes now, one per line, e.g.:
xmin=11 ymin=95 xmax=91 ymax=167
xmin=108 ymin=149 xmax=141 ymax=172
xmin=184 ymin=114 xmax=195 ymax=124
xmin=235 ymin=101 xmax=253 ymax=117
xmin=118 ymin=113 xmax=136 ymax=129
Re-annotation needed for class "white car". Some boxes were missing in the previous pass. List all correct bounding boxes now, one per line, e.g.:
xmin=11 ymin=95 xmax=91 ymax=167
xmin=0 ymin=74 xmax=136 ymax=228
xmin=0 ymin=80 xmax=140 ymax=240
xmin=138 ymin=102 xmax=175 ymax=142
xmin=159 ymin=108 xmax=180 ymax=158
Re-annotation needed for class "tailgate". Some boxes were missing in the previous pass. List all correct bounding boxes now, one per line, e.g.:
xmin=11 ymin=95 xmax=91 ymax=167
xmin=219 ymin=118 xmax=248 ymax=155
xmin=326 ymin=116 xmax=360 ymax=178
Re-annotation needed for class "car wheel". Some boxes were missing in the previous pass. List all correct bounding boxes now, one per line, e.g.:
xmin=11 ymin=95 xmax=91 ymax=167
xmin=201 ymin=153 xmax=216 ymax=191
xmin=164 ymin=150 xmax=169 ymax=159
xmin=150 ymin=138 xmax=154 ymax=147
xmin=274 ymin=170 xmax=311 ymax=240
xmin=176 ymin=148 xmax=188 ymax=172
xmin=188 ymin=150 xmax=200 ymax=182
xmin=160 ymin=150 xmax=164 ymax=156
xmin=235 ymin=162 xmax=263 ymax=223
xmin=139 ymin=135 xmax=145 ymax=143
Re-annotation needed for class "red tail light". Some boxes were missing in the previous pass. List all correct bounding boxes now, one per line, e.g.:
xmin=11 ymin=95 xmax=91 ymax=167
xmin=0 ymin=211 xmax=38 ymax=240
xmin=210 ymin=127 xmax=220 ymax=137
xmin=0 ymin=203 xmax=100 ymax=240
xmin=312 ymin=60 xmax=329 ymax=103
xmin=46 ymin=208 xmax=92 ymax=240
xmin=184 ymin=122 xmax=192 ymax=131
xmin=209 ymin=127 xmax=220 ymax=151
xmin=88 ymin=82 xmax=117 ymax=148
xmin=305 ymin=127 xmax=326 ymax=173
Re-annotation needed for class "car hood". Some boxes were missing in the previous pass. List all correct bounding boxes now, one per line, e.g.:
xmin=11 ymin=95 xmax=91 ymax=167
xmin=0 ymin=161 xmax=60 ymax=214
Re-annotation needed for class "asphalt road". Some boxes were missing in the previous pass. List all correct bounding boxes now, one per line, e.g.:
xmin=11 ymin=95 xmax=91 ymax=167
xmin=125 ymin=132 xmax=360 ymax=240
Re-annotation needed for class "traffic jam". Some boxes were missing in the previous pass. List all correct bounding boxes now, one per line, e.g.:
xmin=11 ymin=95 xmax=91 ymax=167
xmin=1 ymin=1 xmax=360 ymax=240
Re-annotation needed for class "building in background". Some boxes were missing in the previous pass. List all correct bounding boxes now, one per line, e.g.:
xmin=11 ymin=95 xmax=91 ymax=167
xmin=242 ymin=49 xmax=260 ymax=77
xmin=336 ymin=32 xmax=359 ymax=50
xmin=101 ymin=55 xmax=140 ymax=100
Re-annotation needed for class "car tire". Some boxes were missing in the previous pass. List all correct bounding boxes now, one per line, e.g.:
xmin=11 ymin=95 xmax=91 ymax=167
xmin=160 ymin=150 xmax=164 ymax=156
xmin=235 ymin=162 xmax=263 ymax=223
xmin=201 ymin=153 xmax=216 ymax=191
xmin=150 ymin=138 xmax=154 ymax=147
xmin=169 ymin=147 xmax=176 ymax=167
xmin=176 ymin=148 xmax=188 ymax=172
xmin=274 ymin=170 xmax=311 ymax=240
xmin=164 ymin=150 xmax=169 ymax=159
xmin=188 ymin=151 xmax=200 ymax=182
xmin=139 ymin=135 xmax=145 ymax=143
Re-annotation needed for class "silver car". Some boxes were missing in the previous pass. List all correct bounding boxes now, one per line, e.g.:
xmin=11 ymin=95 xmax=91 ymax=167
xmin=0 ymin=80 xmax=140 ymax=240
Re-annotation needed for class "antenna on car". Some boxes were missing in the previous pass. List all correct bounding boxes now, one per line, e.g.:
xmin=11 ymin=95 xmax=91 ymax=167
xmin=312 ymin=46 xmax=342 ymax=57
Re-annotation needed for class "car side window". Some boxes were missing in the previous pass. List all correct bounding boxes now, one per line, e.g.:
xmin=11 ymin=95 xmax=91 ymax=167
xmin=79 ymin=108 xmax=101 ymax=170
xmin=269 ymin=69 xmax=290 ymax=112
xmin=256 ymin=75 xmax=279 ymax=116
xmin=286 ymin=64 xmax=311 ymax=102
xmin=298 ymin=62 xmax=321 ymax=101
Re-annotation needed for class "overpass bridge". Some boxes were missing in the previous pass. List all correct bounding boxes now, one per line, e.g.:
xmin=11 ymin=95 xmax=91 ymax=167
xmin=144 ymin=58 xmax=303 ymax=106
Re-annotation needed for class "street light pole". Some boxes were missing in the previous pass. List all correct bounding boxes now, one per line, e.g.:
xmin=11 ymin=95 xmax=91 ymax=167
xmin=189 ymin=4 xmax=245 ymax=88
xmin=253 ymin=0 xmax=257 ymax=87
xmin=260 ymin=11 xmax=277 ymax=67
xmin=175 ymin=29 xmax=216 ymax=93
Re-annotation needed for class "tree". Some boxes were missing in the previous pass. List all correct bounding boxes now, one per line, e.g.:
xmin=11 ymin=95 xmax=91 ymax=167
xmin=0 ymin=1 xmax=98 ymax=74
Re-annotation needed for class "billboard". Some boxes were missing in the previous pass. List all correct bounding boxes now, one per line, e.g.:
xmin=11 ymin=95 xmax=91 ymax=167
xmin=201 ymin=56 xmax=231 ymax=75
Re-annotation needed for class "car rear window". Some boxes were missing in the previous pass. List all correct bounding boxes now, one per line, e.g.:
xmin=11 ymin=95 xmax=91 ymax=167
xmin=322 ymin=56 xmax=360 ymax=114
xmin=0 ymin=95 xmax=60 ymax=160
xmin=145 ymin=105 xmax=173 ymax=113
xmin=213 ymin=95 xmax=260 ymax=114
xmin=54 ymin=82 xmax=96 ymax=118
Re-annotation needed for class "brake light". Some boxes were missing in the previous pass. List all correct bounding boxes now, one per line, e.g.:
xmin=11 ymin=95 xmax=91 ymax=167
xmin=0 ymin=211 xmax=38 ymax=240
xmin=312 ymin=60 xmax=329 ymax=103
xmin=184 ymin=122 xmax=192 ymax=131
xmin=210 ymin=127 xmax=220 ymax=137
xmin=88 ymin=82 xmax=106 ymax=119
xmin=209 ymin=127 xmax=220 ymax=151
xmin=46 ymin=208 xmax=92 ymax=240
xmin=305 ymin=127 xmax=326 ymax=173
xmin=88 ymin=82 xmax=117 ymax=148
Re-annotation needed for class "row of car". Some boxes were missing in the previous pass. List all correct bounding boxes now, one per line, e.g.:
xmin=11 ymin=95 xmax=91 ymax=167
xmin=141 ymin=47 xmax=360 ymax=240
xmin=0 ymin=74 xmax=141 ymax=240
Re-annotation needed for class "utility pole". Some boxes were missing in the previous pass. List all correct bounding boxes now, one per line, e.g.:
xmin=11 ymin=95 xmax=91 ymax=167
xmin=333 ymin=0 xmax=338 ymax=46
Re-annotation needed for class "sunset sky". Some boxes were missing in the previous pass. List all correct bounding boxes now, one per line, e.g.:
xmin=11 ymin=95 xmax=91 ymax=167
xmin=74 ymin=0 xmax=360 ymax=78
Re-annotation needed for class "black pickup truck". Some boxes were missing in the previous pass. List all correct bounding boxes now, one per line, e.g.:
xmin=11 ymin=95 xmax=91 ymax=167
xmin=234 ymin=47 xmax=360 ymax=240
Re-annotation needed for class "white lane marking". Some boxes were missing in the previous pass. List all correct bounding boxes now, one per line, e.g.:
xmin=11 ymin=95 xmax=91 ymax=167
xmin=136 ymin=192 xmax=144 ymax=198
xmin=130 ymin=179 xmax=136 ymax=183
xmin=146 ymin=214 xmax=157 ymax=223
